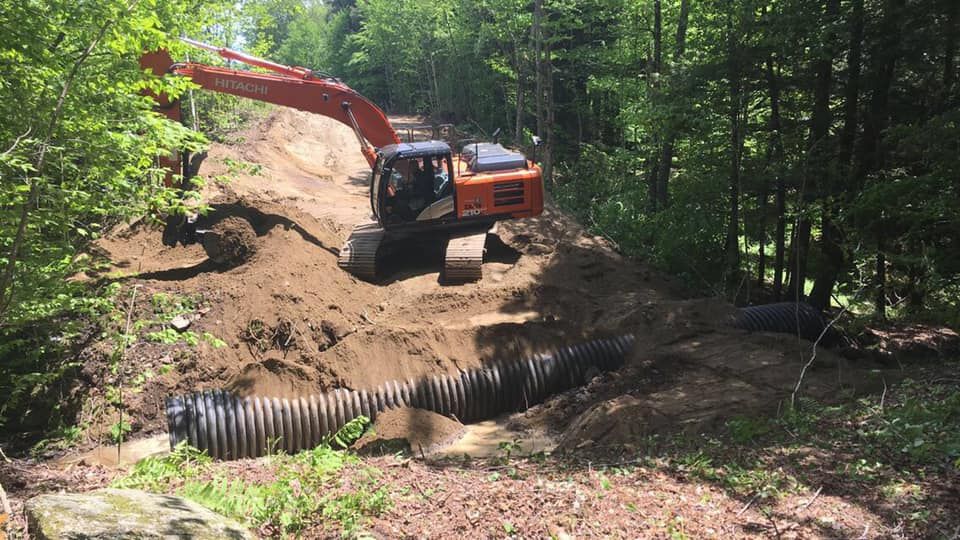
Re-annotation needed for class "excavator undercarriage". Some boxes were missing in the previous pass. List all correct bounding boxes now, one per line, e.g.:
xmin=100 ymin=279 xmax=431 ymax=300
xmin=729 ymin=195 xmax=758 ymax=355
xmin=337 ymin=221 xmax=490 ymax=282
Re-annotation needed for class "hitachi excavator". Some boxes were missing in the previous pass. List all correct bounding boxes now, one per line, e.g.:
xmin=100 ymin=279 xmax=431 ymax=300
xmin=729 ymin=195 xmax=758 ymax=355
xmin=141 ymin=38 xmax=544 ymax=281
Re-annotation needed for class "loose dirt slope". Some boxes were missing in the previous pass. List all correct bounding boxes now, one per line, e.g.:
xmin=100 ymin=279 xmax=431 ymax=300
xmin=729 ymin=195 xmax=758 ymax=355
xmin=92 ymin=107 xmax=879 ymax=447
xmin=6 ymin=107 xmax=945 ymax=540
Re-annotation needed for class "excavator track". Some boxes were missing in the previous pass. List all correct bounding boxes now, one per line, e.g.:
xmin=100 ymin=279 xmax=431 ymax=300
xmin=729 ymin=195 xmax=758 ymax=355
xmin=444 ymin=228 xmax=489 ymax=282
xmin=338 ymin=222 xmax=384 ymax=280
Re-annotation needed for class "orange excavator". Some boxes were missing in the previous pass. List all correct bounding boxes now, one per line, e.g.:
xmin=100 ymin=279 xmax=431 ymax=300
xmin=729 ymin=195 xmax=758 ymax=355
xmin=142 ymin=38 xmax=544 ymax=281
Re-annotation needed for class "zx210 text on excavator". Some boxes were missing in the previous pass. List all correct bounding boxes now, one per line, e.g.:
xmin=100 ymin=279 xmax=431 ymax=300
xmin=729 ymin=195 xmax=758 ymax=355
xmin=142 ymin=38 xmax=544 ymax=281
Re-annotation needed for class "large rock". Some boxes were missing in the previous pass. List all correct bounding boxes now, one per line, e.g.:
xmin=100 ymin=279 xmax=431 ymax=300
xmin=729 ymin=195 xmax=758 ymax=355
xmin=25 ymin=488 xmax=253 ymax=539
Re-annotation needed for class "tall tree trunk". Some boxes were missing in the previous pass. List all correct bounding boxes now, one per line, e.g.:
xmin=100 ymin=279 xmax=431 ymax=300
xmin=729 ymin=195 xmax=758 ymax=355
xmin=857 ymin=0 xmax=905 ymax=188
xmin=810 ymin=0 xmax=855 ymax=310
xmin=857 ymin=0 xmax=905 ymax=317
xmin=875 ymin=240 xmax=887 ymax=320
xmin=514 ymin=43 xmax=524 ymax=145
xmin=944 ymin=0 xmax=958 ymax=106
xmin=767 ymin=56 xmax=787 ymax=301
xmin=790 ymin=0 xmax=839 ymax=303
xmin=429 ymin=54 xmax=441 ymax=117
xmin=647 ymin=0 xmax=663 ymax=210
xmin=786 ymin=219 xmax=811 ymax=300
xmin=774 ymin=181 xmax=787 ymax=300
xmin=533 ymin=0 xmax=544 ymax=140
xmin=674 ymin=0 xmax=689 ymax=63
xmin=758 ymin=184 xmax=768 ymax=288
xmin=839 ymin=0 xmax=864 ymax=168
xmin=653 ymin=0 xmax=662 ymax=71
xmin=543 ymin=42 xmax=555 ymax=185
xmin=653 ymin=0 xmax=690 ymax=210
xmin=724 ymin=11 xmax=742 ymax=276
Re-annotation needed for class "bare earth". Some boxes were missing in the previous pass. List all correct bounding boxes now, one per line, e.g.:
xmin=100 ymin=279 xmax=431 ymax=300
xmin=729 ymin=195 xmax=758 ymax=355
xmin=3 ymin=107 xmax=954 ymax=538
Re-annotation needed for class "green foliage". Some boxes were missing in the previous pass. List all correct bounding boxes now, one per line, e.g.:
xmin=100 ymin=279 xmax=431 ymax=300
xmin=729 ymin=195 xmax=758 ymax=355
xmin=665 ymin=368 xmax=960 ymax=520
xmin=29 ymin=423 xmax=87 ymax=457
xmin=268 ymin=0 xmax=960 ymax=316
xmin=726 ymin=416 xmax=773 ymax=445
xmin=855 ymin=379 xmax=960 ymax=464
xmin=113 ymin=442 xmax=212 ymax=492
xmin=0 ymin=1 xmax=216 ymax=325
xmin=149 ymin=292 xmax=199 ymax=322
xmin=240 ymin=0 xmax=306 ymax=55
xmin=331 ymin=414 xmax=371 ymax=449
xmin=147 ymin=328 xmax=190 ymax=345
xmin=221 ymin=157 xmax=263 ymax=177
xmin=109 ymin=419 xmax=133 ymax=444
xmin=494 ymin=438 xmax=523 ymax=466
xmin=275 ymin=3 xmax=335 ymax=72
xmin=115 ymin=442 xmax=390 ymax=536
xmin=202 ymin=332 xmax=227 ymax=348
xmin=0 ymin=281 xmax=120 ymax=429
xmin=0 ymin=0 xmax=231 ymax=434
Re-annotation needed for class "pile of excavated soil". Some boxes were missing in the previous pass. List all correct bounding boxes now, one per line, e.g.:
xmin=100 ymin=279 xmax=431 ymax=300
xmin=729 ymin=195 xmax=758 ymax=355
xmin=202 ymin=216 xmax=258 ymax=265
xmin=74 ymin=107 xmax=900 ymax=452
xmin=355 ymin=408 xmax=466 ymax=456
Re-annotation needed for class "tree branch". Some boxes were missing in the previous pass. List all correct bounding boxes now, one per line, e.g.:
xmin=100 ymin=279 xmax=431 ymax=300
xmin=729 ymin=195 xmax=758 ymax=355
xmin=0 ymin=127 xmax=32 ymax=158
xmin=791 ymin=284 xmax=865 ymax=408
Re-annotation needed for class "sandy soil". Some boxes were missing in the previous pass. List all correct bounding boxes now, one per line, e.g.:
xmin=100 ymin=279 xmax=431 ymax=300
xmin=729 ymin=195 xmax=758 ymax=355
xmin=83 ymin=107 xmax=901 ymax=449
xmin=355 ymin=408 xmax=466 ymax=456
xmin=5 ymin=106 xmax=943 ymax=538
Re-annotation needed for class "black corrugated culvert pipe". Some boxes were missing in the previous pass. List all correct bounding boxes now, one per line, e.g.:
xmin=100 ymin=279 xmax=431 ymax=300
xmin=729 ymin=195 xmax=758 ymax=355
xmin=166 ymin=334 xmax=635 ymax=460
xmin=733 ymin=302 xmax=840 ymax=345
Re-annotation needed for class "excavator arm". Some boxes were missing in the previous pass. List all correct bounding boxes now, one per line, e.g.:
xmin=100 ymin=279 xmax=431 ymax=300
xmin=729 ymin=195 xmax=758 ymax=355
xmin=142 ymin=39 xmax=401 ymax=167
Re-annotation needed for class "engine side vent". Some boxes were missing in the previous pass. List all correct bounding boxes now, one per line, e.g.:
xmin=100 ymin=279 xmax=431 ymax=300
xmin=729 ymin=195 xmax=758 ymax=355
xmin=493 ymin=181 xmax=525 ymax=207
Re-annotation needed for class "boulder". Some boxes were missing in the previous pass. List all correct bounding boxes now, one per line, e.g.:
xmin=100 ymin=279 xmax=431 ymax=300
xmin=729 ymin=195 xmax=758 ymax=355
xmin=25 ymin=488 xmax=253 ymax=539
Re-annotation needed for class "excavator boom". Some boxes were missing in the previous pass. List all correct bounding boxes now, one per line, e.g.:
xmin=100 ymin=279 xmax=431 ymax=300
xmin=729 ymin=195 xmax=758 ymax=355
xmin=142 ymin=41 xmax=400 ymax=166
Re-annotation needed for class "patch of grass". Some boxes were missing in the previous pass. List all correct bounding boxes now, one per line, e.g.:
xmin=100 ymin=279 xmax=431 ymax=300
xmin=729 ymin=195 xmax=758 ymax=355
xmin=108 ymin=419 xmax=133 ymax=444
xmin=673 ymin=451 xmax=798 ymax=500
xmin=223 ymin=157 xmax=263 ymax=176
xmin=177 ymin=445 xmax=389 ymax=536
xmin=726 ymin=415 xmax=773 ymax=444
xmin=113 ymin=442 xmax=211 ymax=492
xmin=649 ymin=365 xmax=959 ymax=537
xmin=113 ymin=419 xmax=389 ymax=537
xmin=854 ymin=378 xmax=960 ymax=465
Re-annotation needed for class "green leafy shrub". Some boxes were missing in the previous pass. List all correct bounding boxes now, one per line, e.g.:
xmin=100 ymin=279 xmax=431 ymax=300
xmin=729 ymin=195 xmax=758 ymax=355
xmin=112 ymin=420 xmax=388 ymax=536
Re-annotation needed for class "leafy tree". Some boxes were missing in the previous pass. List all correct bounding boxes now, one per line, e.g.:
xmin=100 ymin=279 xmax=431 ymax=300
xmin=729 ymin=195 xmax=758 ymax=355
xmin=0 ymin=0 xmax=225 ymax=427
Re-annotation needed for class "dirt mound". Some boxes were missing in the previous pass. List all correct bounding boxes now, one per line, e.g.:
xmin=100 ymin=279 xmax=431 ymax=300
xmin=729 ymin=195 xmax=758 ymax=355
xmin=202 ymin=216 xmax=258 ymax=265
xmin=355 ymin=408 xmax=465 ymax=456
xmin=228 ymin=356 xmax=322 ymax=399
xmin=67 ymin=107 xmax=904 ymax=454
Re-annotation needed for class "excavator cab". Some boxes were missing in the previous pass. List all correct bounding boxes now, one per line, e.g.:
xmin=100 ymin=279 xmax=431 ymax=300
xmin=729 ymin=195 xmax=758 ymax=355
xmin=370 ymin=142 xmax=458 ymax=229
